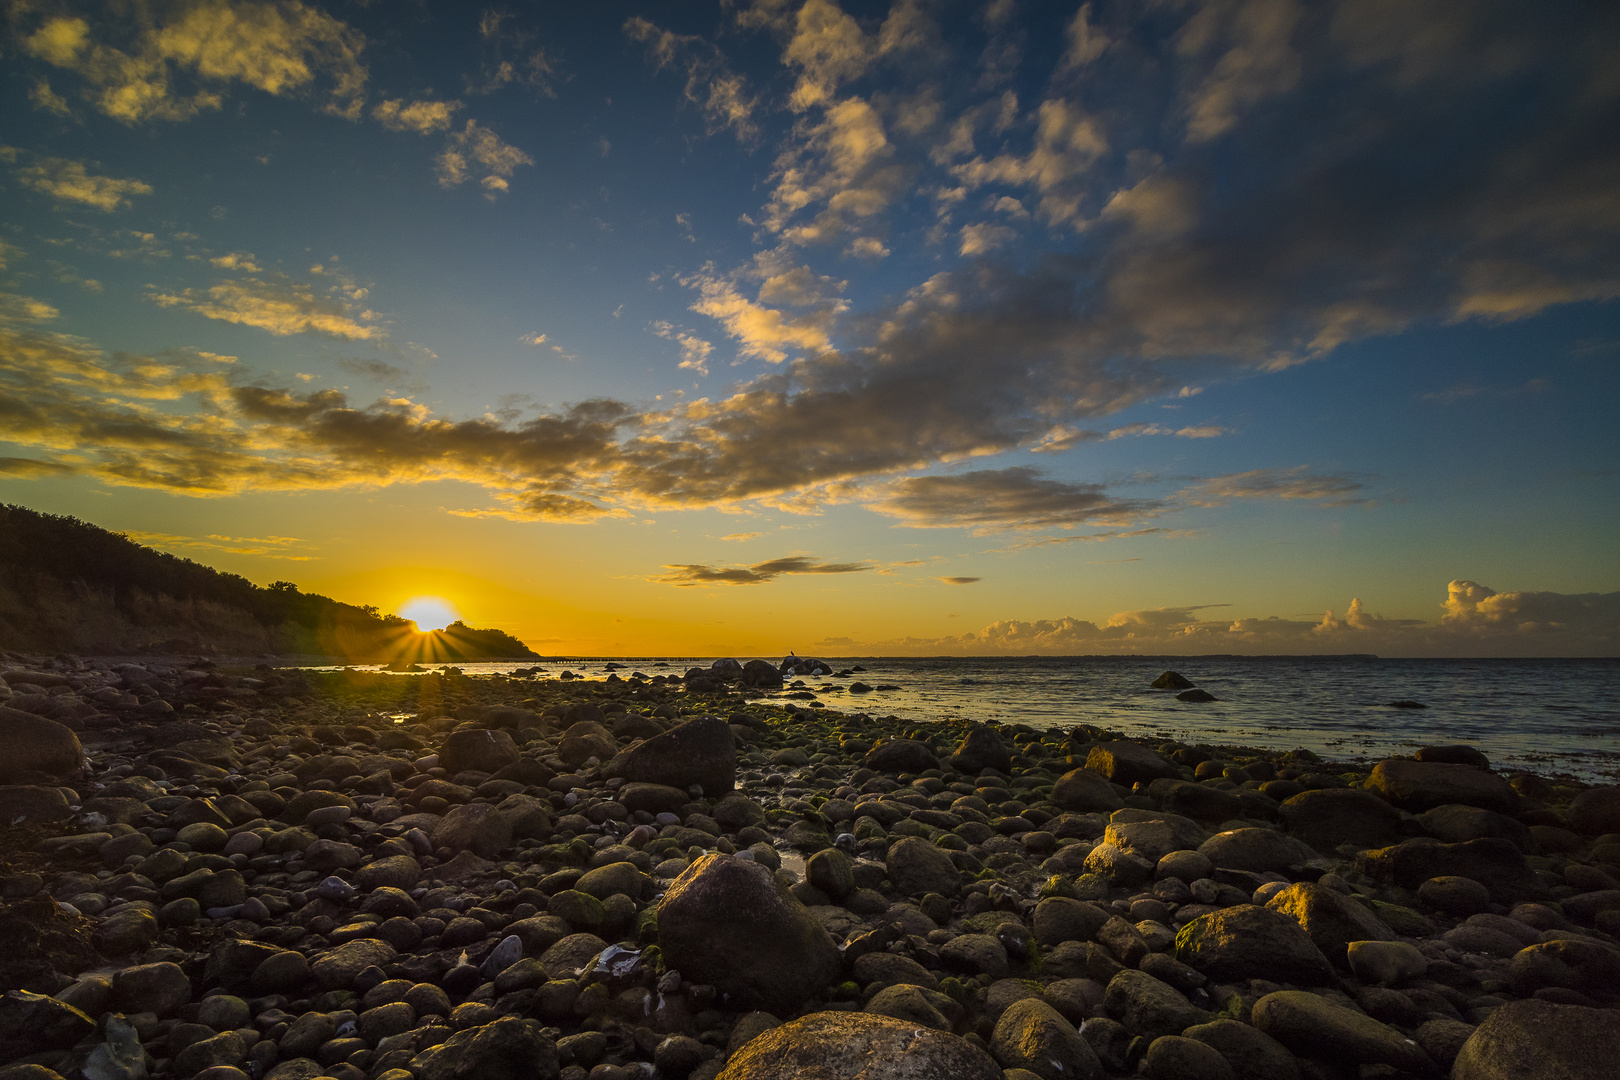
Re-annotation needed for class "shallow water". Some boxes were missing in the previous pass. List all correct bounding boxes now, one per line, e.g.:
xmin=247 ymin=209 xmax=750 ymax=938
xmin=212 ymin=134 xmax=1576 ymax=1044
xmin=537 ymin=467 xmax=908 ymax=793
xmin=305 ymin=655 xmax=1620 ymax=783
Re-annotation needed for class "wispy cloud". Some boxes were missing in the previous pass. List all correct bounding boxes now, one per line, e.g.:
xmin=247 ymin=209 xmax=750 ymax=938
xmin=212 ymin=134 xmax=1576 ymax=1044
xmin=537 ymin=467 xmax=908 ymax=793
xmin=150 ymin=273 xmax=381 ymax=340
xmin=865 ymin=467 xmax=1153 ymax=532
xmin=2 ymin=149 xmax=152 ymax=211
xmin=436 ymin=120 xmax=533 ymax=198
xmin=655 ymin=554 xmax=874 ymax=586
xmin=1183 ymin=466 xmax=1366 ymax=507
xmin=624 ymin=17 xmax=758 ymax=142
xmin=374 ymin=97 xmax=460 ymax=134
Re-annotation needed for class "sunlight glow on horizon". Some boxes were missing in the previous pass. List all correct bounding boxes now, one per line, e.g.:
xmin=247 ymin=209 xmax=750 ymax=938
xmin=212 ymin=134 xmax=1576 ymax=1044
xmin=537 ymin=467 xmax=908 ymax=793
xmin=399 ymin=596 xmax=459 ymax=633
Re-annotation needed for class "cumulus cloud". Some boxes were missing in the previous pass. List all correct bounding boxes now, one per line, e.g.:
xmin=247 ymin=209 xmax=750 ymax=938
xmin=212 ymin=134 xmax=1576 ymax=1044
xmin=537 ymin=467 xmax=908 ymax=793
xmin=843 ymin=581 xmax=1619 ymax=657
xmin=15 ymin=0 xmax=367 ymax=123
xmin=655 ymin=554 xmax=874 ymax=586
xmin=2 ymin=149 xmax=152 ymax=211
xmin=436 ymin=120 xmax=533 ymax=197
xmin=652 ymin=321 xmax=716 ymax=376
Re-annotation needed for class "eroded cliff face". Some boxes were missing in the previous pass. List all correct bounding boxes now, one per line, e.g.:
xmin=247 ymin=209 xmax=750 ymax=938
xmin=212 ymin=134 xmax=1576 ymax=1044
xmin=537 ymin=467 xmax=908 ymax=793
xmin=0 ymin=575 xmax=283 ymax=655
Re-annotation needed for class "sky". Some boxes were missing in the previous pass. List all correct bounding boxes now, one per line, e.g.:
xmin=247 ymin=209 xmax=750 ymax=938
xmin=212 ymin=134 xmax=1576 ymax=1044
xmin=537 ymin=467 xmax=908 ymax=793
xmin=1 ymin=0 xmax=1617 ymax=658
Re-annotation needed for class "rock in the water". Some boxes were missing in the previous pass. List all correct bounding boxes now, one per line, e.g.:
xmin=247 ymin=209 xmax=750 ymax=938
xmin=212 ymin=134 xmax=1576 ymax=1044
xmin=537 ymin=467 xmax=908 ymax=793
xmin=886 ymin=836 xmax=961 ymax=897
xmin=1174 ymin=906 xmax=1334 ymax=985
xmin=1176 ymin=688 xmax=1217 ymax=702
xmin=0 ymin=709 xmax=82 ymax=782
xmin=1451 ymin=999 xmax=1620 ymax=1080
xmin=1151 ymin=671 xmax=1195 ymax=690
xmin=1252 ymin=990 xmax=1432 ymax=1072
xmin=658 ymin=853 xmax=838 ymax=1012
xmin=1104 ymin=969 xmax=1211 ymax=1041
xmin=864 ymin=738 xmax=939 ymax=774
xmin=1085 ymin=742 xmax=1181 ymax=787
xmin=605 ymin=716 xmax=735 ymax=795
xmin=438 ymin=728 xmax=519 ymax=775
xmin=1264 ymin=882 xmax=1394 ymax=964
xmin=991 ymin=998 xmax=1100 ymax=1080
xmin=949 ymin=726 xmax=1012 ymax=775
xmin=1052 ymin=769 xmax=1123 ymax=813
xmin=407 ymin=1016 xmax=559 ymax=1080
xmin=1277 ymin=788 xmax=1404 ymax=851
xmin=716 ymin=1011 xmax=1002 ymax=1080
xmin=1363 ymin=758 xmax=1516 ymax=813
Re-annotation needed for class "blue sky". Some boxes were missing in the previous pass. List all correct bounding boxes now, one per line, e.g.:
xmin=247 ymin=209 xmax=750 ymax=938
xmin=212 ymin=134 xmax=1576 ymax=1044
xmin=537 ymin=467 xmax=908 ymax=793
xmin=1 ymin=0 xmax=1617 ymax=655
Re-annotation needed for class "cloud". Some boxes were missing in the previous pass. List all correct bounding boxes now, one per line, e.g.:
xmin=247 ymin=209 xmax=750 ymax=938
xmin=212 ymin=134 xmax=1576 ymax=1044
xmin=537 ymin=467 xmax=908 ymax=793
xmin=846 ymin=237 xmax=890 ymax=258
xmin=1056 ymin=3 xmax=1111 ymax=73
xmin=840 ymin=581 xmax=1619 ymax=657
xmin=338 ymin=358 xmax=403 ymax=381
xmin=1177 ymin=0 xmax=1303 ymax=143
xmin=623 ymin=17 xmax=758 ymax=141
xmin=15 ymin=0 xmax=367 ymax=124
xmin=721 ymin=532 xmax=763 ymax=542
xmin=959 ymin=222 xmax=1017 ymax=256
xmin=374 ymin=97 xmax=461 ymax=134
xmin=436 ymin=121 xmax=533 ymax=197
xmin=0 ymin=456 xmax=76 ymax=479
xmin=763 ymin=96 xmax=905 ymax=247
xmin=1421 ymin=378 xmax=1549 ymax=404
xmin=949 ymin=98 xmax=1108 ymax=227
xmin=938 ymin=576 xmax=981 ymax=585
xmin=0 ymin=293 xmax=61 ymax=322
xmin=150 ymin=273 xmax=381 ymax=340
xmin=865 ymin=467 xmax=1153 ymax=532
xmin=655 ymin=553 xmax=874 ymax=586
xmin=123 ymin=530 xmax=315 ymax=560
xmin=652 ymin=321 xmax=716 ymax=376
xmin=209 ymin=251 xmax=261 ymax=272
xmin=683 ymin=263 xmax=840 ymax=363
xmin=1184 ymin=466 xmax=1365 ymax=507
xmin=2 ymin=149 xmax=152 ymax=211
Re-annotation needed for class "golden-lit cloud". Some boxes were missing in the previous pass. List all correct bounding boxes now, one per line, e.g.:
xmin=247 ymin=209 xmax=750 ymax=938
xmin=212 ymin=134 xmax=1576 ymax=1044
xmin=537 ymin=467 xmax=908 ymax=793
xmin=150 ymin=274 xmax=381 ymax=340
xmin=436 ymin=120 xmax=533 ymax=197
xmin=2 ymin=149 xmax=152 ymax=211
xmin=652 ymin=321 xmax=715 ymax=376
xmin=373 ymin=97 xmax=461 ymax=134
xmin=656 ymin=554 xmax=874 ymax=587
xmin=623 ymin=17 xmax=758 ymax=141
xmin=123 ymin=530 xmax=316 ymax=560
xmin=937 ymin=575 xmax=980 ymax=585
xmin=16 ymin=0 xmax=367 ymax=124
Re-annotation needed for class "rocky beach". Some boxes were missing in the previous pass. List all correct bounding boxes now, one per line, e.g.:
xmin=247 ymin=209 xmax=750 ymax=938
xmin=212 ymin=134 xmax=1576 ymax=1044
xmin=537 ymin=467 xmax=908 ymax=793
xmin=2 ymin=653 xmax=1618 ymax=1080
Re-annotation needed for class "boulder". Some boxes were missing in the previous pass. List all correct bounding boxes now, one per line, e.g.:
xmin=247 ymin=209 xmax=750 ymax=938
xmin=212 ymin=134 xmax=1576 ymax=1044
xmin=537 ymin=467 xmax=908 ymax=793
xmin=716 ymin=1011 xmax=1002 ymax=1080
xmin=658 ymin=854 xmax=838 ymax=1012
xmin=991 ymin=998 xmax=1100 ymax=1080
xmin=0 ymin=709 xmax=82 ymax=782
xmin=1415 ymin=744 xmax=1490 ymax=768
xmin=1416 ymin=804 xmax=1533 ymax=849
xmin=1277 ymin=788 xmax=1403 ymax=851
xmin=1264 ymin=883 xmax=1395 ymax=964
xmin=1567 ymin=786 xmax=1620 ymax=837
xmin=1086 ymin=742 xmax=1181 ymax=787
xmin=0 ymin=785 xmax=72 ymax=822
xmin=605 ymin=716 xmax=735 ymax=795
xmin=886 ymin=836 xmax=962 ymax=897
xmin=111 ymin=961 xmax=190 ymax=1015
xmin=355 ymin=855 xmax=421 ymax=892
xmin=1451 ymin=999 xmax=1620 ymax=1080
xmin=863 ymin=984 xmax=955 ymax=1031
xmin=1142 ymin=1036 xmax=1236 ymax=1080
xmin=433 ymin=803 xmax=513 ymax=858
xmin=1174 ymin=906 xmax=1334 ymax=985
xmin=1151 ymin=671 xmax=1194 ymax=689
xmin=1032 ymin=897 xmax=1111 ymax=947
xmin=1356 ymin=838 xmax=1540 ymax=901
xmin=438 ymin=729 xmax=519 ymax=775
xmin=1198 ymin=829 xmax=1316 ymax=874
xmin=1345 ymin=940 xmax=1427 ymax=986
xmin=864 ymin=739 xmax=939 ymax=774
xmin=1052 ymin=769 xmax=1123 ymax=813
xmin=1104 ymin=969 xmax=1211 ymax=1041
xmin=1363 ymin=758 xmax=1516 ymax=813
xmin=310 ymin=939 xmax=395 ymax=990
xmin=0 ymin=990 xmax=94 ymax=1058
xmin=1149 ymin=779 xmax=1243 ymax=822
xmin=407 ymin=1016 xmax=559 ymax=1080
xmin=949 ymin=726 xmax=1012 ymax=775
xmin=1508 ymin=937 xmax=1620 ymax=1001
xmin=1183 ymin=1019 xmax=1300 ymax=1080
xmin=1252 ymin=990 xmax=1431 ymax=1072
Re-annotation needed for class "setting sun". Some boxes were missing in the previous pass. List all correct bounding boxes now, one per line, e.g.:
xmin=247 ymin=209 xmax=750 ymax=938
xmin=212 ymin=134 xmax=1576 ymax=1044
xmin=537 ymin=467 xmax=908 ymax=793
xmin=399 ymin=596 xmax=458 ymax=633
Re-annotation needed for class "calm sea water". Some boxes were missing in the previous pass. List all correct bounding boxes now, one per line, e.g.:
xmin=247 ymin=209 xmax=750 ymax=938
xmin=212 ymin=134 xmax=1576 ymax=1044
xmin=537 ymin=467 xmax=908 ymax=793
xmin=317 ymin=656 xmax=1620 ymax=783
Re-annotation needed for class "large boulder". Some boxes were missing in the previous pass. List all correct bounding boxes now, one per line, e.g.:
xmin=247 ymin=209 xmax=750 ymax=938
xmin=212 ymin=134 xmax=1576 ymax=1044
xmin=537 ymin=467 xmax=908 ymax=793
xmin=1264 ymin=883 xmax=1394 ymax=965
xmin=716 ymin=1011 xmax=1002 ymax=1080
xmin=0 ymin=708 xmax=82 ymax=782
xmin=1252 ymin=990 xmax=1432 ymax=1072
xmin=1507 ymin=937 xmax=1620 ymax=1001
xmin=865 ymin=739 xmax=939 ymax=774
xmin=1103 ymin=969 xmax=1211 ymax=1041
xmin=1567 ymin=786 xmax=1620 ymax=837
xmin=991 ymin=998 xmax=1100 ymax=1080
xmin=1182 ymin=1019 xmax=1300 ymax=1080
xmin=1355 ymin=838 xmax=1540 ymax=901
xmin=1363 ymin=758 xmax=1516 ymax=813
xmin=433 ymin=803 xmax=513 ymax=858
xmin=605 ymin=716 xmax=735 ymax=795
xmin=886 ymin=837 xmax=962 ymax=897
xmin=1277 ymin=788 xmax=1404 ymax=851
xmin=1451 ymin=999 xmax=1620 ymax=1080
xmin=1174 ymin=906 xmax=1334 ymax=985
xmin=0 ymin=785 xmax=72 ymax=822
xmin=1052 ymin=769 xmax=1123 ymax=812
xmin=1086 ymin=742 xmax=1181 ymax=787
xmin=1198 ymin=829 xmax=1316 ymax=874
xmin=438 ymin=729 xmax=519 ymax=775
xmin=407 ymin=1016 xmax=558 ymax=1080
xmin=658 ymin=854 xmax=838 ymax=1012
xmin=1149 ymin=779 xmax=1244 ymax=822
xmin=949 ymin=726 xmax=1012 ymax=775
xmin=0 ymin=990 xmax=95 ymax=1058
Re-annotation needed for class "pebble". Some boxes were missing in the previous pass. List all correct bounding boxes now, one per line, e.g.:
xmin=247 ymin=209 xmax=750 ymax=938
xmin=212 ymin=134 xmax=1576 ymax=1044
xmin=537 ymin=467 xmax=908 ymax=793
xmin=0 ymin=653 xmax=1613 ymax=1080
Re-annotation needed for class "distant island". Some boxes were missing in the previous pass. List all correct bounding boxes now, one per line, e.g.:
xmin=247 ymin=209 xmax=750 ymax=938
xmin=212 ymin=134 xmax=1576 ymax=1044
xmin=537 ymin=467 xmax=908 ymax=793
xmin=0 ymin=504 xmax=536 ymax=660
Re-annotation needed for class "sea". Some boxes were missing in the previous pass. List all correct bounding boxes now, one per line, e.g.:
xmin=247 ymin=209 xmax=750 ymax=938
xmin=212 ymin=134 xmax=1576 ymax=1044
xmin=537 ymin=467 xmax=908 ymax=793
xmin=310 ymin=655 xmax=1620 ymax=784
